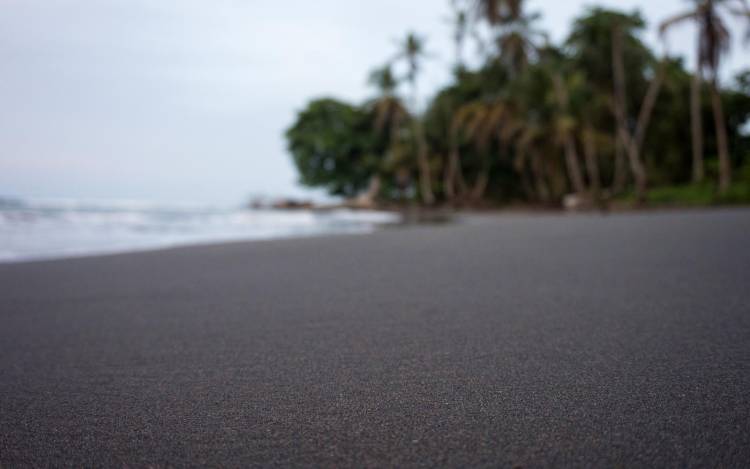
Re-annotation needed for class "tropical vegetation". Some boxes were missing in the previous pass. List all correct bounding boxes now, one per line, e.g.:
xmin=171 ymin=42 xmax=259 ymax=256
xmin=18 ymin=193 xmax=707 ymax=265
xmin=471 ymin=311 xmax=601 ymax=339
xmin=286 ymin=0 xmax=750 ymax=208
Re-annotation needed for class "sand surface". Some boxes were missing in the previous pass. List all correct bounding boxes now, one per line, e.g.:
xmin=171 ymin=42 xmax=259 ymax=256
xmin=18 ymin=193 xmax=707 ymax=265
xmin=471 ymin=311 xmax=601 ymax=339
xmin=1 ymin=210 xmax=749 ymax=467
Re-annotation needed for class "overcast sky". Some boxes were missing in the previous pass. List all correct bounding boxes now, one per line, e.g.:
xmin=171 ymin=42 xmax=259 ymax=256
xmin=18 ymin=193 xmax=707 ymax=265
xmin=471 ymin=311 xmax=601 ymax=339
xmin=1 ymin=0 xmax=748 ymax=205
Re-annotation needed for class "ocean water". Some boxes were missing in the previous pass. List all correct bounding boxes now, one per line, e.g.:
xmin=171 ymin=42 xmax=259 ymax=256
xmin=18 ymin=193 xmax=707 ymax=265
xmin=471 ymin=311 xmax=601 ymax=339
xmin=0 ymin=198 xmax=400 ymax=263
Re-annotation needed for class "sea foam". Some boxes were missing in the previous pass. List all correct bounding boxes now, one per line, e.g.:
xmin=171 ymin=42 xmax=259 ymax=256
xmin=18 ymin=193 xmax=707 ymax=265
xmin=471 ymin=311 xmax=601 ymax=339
xmin=0 ymin=198 xmax=400 ymax=262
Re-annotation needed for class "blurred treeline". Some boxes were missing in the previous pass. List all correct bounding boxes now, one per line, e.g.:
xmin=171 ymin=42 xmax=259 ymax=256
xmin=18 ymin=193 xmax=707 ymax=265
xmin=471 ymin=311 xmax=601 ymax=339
xmin=286 ymin=1 xmax=750 ymax=207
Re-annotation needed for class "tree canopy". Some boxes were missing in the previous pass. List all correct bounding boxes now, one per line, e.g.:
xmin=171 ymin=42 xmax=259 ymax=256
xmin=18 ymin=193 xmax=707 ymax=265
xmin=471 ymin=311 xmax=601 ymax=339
xmin=286 ymin=99 xmax=384 ymax=197
xmin=285 ymin=1 xmax=750 ymax=207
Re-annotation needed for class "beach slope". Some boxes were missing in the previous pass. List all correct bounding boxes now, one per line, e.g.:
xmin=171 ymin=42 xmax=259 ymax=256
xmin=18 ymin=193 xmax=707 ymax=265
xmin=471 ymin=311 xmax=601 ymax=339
xmin=1 ymin=210 xmax=749 ymax=467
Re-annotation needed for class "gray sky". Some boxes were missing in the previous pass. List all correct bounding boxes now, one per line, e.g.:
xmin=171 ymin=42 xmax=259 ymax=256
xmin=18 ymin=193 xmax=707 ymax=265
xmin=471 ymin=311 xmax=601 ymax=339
xmin=1 ymin=0 xmax=748 ymax=205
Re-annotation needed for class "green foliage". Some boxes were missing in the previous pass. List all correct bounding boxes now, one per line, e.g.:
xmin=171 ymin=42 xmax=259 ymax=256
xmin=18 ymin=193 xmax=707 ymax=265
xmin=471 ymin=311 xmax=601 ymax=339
xmin=725 ymin=77 xmax=750 ymax=169
xmin=566 ymin=8 xmax=651 ymax=93
xmin=646 ymin=184 xmax=717 ymax=206
xmin=284 ymin=1 xmax=750 ymax=208
xmin=617 ymin=181 xmax=750 ymax=206
xmin=368 ymin=66 xmax=398 ymax=95
xmin=716 ymin=181 xmax=750 ymax=205
xmin=286 ymin=99 xmax=384 ymax=197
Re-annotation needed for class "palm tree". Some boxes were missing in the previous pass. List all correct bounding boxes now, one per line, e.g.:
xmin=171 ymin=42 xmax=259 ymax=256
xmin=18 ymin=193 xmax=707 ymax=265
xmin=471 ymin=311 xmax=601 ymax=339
xmin=512 ymin=118 xmax=555 ymax=202
xmin=566 ymin=8 xmax=662 ymax=201
xmin=473 ymin=0 xmax=523 ymax=24
xmin=366 ymin=65 xmax=410 ymax=205
xmin=443 ymin=1 xmax=472 ymax=204
xmin=394 ymin=32 xmax=435 ymax=204
xmin=452 ymin=99 xmax=508 ymax=202
xmin=550 ymin=73 xmax=588 ymax=196
xmin=581 ymin=123 xmax=602 ymax=197
xmin=660 ymin=0 xmax=750 ymax=191
xmin=535 ymin=44 xmax=587 ymax=197
xmin=449 ymin=0 xmax=470 ymax=72
xmin=368 ymin=65 xmax=409 ymax=139
xmin=472 ymin=0 xmax=545 ymax=75
xmin=612 ymin=42 xmax=667 ymax=202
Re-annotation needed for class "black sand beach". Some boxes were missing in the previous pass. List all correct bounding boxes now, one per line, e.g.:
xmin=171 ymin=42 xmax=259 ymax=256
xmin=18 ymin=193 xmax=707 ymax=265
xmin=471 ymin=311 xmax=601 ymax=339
xmin=1 ymin=210 xmax=749 ymax=467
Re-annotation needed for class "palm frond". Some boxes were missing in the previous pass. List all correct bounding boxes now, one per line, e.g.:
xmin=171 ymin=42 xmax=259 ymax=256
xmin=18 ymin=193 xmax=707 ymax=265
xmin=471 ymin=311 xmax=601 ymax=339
xmin=659 ymin=10 xmax=697 ymax=36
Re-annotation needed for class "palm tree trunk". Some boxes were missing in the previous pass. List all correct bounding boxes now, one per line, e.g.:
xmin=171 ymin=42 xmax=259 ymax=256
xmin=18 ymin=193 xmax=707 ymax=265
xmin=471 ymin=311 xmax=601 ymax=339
xmin=408 ymin=74 xmax=435 ymax=206
xmin=444 ymin=150 xmax=457 ymax=202
xmin=520 ymin=170 xmax=535 ymax=201
xmin=360 ymin=175 xmax=381 ymax=207
xmin=413 ymin=120 xmax=435 ymax=205
xmin=531 ymin=151 xmax=550 ymax=202
xmin=710 ymin=80 xmax=732 ymax=193
xmin=468 ymin=150 xmax=491 ymax=204
xmin=618 ymin=127 xmax=648 ymax=201
xmin=691 ymin=55 xmax=705 ymax=183
xmin=445 ymin=130 xmax=469 ymax=204
xmin=564 ymin=135 xmax=587 ymax=195
xmin=612 ymin=26 xmax=647 ymax=202
xmin=612 ymin=132 xmax=628 ymax=194
xmin=471 ymin=171 xmax=489 ymax=203
xmin=608 ymin=59 xmax=661 ymax=197
xmin=551 ymin=73 xmax=587 ymax=196
xmin=634 ymin=60 xmax=666 ymax=154
xmin=454 ymin=153 xmax=468 ymax=200
xmin=582 ymin=126 xmax=601 ymax=197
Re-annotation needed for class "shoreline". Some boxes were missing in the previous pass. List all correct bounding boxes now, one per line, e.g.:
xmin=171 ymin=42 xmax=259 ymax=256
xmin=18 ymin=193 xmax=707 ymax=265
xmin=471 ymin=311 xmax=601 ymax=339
xmin=0 ymin=227 xmax=383 ymax=266
xmin=4 ymin=205 xmax=750 ymax=265
xmin=0 ymin=205 xmax=400 ymax=265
